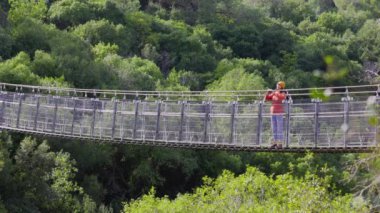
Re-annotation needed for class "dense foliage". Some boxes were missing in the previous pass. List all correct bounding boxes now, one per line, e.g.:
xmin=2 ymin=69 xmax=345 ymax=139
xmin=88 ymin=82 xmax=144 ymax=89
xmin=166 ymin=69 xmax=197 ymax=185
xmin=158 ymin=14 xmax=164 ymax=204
xmin=124 ymin=167 xmax=368 ymax=212
xmin=0 ymin=0 xmax=380 ymax=212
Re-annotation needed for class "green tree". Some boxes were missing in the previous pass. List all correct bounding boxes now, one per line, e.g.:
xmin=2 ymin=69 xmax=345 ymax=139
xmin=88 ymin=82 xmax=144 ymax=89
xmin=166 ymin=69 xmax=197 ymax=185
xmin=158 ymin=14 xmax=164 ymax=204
xmin=209 ymin=24 xmax=262 ymax=59
xmin=110 ymin=0 xmax=140 ymax=13
xmin=147 ymin=19 xmax=219 ymax=74
xmin=309 ymin=0 xmax=337 ymax=14
xmin=0 ymin=27 xmax=13 ymax=60
xmin=48 ymin=30 xmax=103 ymax=88
xmin=208 ymin=68 xmax=266 ymax=101
xmin=259 ymin=22 xmax=295 ymax=64
xmin=348 ymin=19 xmax=380 ymax=62
xmin=8 ymin=0 xmax=47 ymax=24
xmin=0 ymin=137 xmax=77 ymax=212
xmin=98 ymin=0 xmax=125 ymax=24
xmin=124 ymin=12 xmax=154 ymax=54
xmin=72 ymin=19 xmax=133 ymax=55
xmin=39 ymin=76 xmax=72 ymax=88
xmin=11 ymin=19 xmax=52 ymax=56
xmin=213 ymin=58 xmax=279 ymax=83
xmin=48 ymin=0 xmax=96 ymax=29
xmin=48 ymin=152 xmax=83 ymax=212
xmin=0 ymin=52 xmax=40 ymax=84
xmin=92 ymin=42 xmax=119 ymax=60
xmin=101 ymin=55 xmax=163 ymax=90
xmin=296 ymin=32 xmax=348 ymax=72
xmin=156 ymin=69 xmax=191 ymax=92
xmin=0 ymin=135 xmax=115 ymax=212
xmin=271 ymin=0 xmax=315 ymax=25
xmin=317 ymin=12 xmax=349 ymax=34
xmin=31 ymin=50 xmax=59 ymax=77
xmin=124 ymin=166 xmax=368 ymax=212
xmin=298 ymin=18 xmax=324 ymax=36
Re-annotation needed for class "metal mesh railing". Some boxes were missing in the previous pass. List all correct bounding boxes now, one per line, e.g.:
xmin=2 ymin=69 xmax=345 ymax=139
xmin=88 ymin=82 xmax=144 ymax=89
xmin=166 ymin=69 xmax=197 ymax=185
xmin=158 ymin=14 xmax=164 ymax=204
xmin=0 ymin=91 xmax=378 ymax=152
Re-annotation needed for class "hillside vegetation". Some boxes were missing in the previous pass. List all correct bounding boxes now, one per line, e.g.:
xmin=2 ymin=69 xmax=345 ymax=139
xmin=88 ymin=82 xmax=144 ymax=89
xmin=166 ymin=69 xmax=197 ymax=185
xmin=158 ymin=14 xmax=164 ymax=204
xmin=0 ymin=0 xmax=380 ymax=212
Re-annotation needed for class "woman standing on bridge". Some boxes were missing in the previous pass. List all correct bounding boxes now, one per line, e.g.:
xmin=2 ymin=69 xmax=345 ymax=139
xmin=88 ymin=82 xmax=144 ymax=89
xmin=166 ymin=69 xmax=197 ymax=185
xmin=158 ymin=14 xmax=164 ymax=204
xmin=265 ymin=81 xmax=287 ymax=149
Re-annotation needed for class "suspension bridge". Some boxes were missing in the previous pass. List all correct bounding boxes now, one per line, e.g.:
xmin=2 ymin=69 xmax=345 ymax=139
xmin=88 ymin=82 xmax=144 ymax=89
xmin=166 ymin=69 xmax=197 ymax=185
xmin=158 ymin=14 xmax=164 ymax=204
xmin=0 ymin=82 xmax=378 ymax=152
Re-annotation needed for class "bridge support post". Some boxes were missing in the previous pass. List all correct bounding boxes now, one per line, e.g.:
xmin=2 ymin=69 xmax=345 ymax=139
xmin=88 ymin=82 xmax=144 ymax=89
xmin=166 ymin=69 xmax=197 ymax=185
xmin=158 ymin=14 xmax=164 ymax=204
xmin=52 ymin=97 xmax=58 ymax=133
xmin=203 ymin=102 xmax=210 ymax=143
xmin=257 ymin=101 xmax=263 ymax=146
xmin=313 ymin=100 xmax=320 ymax=148
xmin=16 ymin=93 xmax=23 ymax=128
xmin=285 ymin=100 xmax=291 ymax=148
xmin=91 ymin=99 xmax=97 ymax=137
xmin=376 ymin=96 xmax=380 ymax=146
xmin=111 ymin=100 xmax=118 ymax=139
xmin=71 ymin=98 xmax=78 ymax=135
xmin=33 ymin=95 xmax=40 ymax=131
xmin=133 ymin=100 xmax=139 ymax=139
xmin=120 ymin=99 xmax=126 ymax=141
xmin=230 ymin=102 xmax=236 ymax=144
xmin=155 ymin=101 xmax=161 ymax=140
xmin=343 ymin=99 xmax=350 ymax=148
xmin=0 ymin=93 xmax=5 ymax=125
xmin=179 ymin=101 xmax=185 ymax=141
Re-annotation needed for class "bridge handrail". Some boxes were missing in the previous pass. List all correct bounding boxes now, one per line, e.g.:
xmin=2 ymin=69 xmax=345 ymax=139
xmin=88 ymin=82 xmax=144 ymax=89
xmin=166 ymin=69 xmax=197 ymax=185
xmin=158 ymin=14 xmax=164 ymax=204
xmin=0 ymin=82 xmax=379 ymax=100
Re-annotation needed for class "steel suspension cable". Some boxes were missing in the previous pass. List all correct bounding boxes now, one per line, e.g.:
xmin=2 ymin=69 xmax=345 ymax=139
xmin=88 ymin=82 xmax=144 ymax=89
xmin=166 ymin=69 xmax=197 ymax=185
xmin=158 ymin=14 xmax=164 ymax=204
xmin=0 ymin=82 xmax=378 ymax=100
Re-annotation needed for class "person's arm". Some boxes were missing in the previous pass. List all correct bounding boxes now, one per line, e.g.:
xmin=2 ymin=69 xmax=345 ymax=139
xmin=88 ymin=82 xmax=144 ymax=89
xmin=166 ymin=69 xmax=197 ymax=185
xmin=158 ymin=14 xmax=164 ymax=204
xmin=276 ymin=91 xmax=286 ymax=101
xmin=265 ymin=90 xmax=273 ymax=101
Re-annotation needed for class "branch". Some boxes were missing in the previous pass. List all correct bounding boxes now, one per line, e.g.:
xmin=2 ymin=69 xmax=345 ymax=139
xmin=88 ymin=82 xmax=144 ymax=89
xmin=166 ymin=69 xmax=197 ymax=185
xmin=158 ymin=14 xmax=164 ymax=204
xmin=364 ymin=69 xmax=380 ymax=76
xmin=358 ymin=175 xmax=380 ymax=197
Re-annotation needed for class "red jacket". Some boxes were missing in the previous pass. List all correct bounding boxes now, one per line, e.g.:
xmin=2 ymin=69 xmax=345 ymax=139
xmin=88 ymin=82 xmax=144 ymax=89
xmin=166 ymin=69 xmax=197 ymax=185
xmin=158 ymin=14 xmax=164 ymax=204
xmin=265 ymin=90 xmax=286 ymax=114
